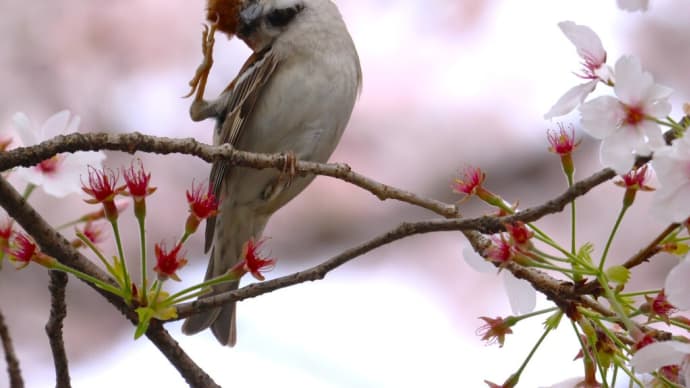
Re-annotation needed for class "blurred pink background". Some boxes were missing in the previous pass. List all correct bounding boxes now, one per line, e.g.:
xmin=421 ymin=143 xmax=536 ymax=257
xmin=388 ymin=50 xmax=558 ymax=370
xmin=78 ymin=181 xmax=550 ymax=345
xmin=1 ymin=0 xmax=690 ymax=386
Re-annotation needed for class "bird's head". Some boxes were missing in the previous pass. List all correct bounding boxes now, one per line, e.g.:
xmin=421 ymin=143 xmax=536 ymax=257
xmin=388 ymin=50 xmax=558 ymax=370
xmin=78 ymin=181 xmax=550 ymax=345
xmin=207 ymin=0 xmax=308 ymax=50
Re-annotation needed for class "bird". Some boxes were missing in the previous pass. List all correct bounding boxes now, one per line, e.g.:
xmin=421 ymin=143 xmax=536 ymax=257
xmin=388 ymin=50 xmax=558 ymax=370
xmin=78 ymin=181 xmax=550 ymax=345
xmin=181 ymin=0 xmax=362 ymax=346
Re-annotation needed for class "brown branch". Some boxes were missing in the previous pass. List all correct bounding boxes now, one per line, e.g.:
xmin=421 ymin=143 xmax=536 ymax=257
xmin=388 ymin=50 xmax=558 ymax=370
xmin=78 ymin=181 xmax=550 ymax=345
xmin=45 ymin=271 xmax=71 ymax=388
xmin=0 ymin=307 xmax=23 ymax=388
xmin=0 ymin=132 xmax=456 ymax=217
xmin=0 ymin=132 xmax=623 ymax=382
xmin=622 ymin=223 xmax=680 ymax=269
xmin=175 ymin=222 xmax=614 ymax=320
xmin=0 ymin=175 xmax=219 ymax=388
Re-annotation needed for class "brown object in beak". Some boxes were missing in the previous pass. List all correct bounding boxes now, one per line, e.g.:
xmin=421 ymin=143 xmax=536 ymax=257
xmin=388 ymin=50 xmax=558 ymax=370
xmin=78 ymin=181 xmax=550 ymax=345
xmin=206 ymin=0 xmax=243 ymax=36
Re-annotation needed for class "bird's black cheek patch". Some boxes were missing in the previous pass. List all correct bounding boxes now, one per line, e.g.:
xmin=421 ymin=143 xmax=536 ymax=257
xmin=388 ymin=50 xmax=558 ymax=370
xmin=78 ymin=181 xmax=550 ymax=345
xmin=266 ymin=4 xmax=305 ymax=28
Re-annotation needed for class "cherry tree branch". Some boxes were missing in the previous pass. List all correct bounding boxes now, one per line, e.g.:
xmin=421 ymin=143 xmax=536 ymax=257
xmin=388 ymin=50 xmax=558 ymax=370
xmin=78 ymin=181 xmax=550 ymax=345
xmin=0 ymin=308 xmax=23 ymax=388
xmin=0 ymin=132 xmax=623 ymax=385
xmin=45 ymin=271 xmax=71 ymax=388
xmin=0 ymin=132 xmax=456 ymax=217
xmin=0 ymin=132 xmax=621 ymax=316
xmin=0 ymin=175 xmax=219 ymax=388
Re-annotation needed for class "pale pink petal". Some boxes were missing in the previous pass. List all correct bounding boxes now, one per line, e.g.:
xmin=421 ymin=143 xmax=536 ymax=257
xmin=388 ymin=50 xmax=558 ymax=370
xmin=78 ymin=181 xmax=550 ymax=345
xmin=462 ymin=245 xmax=494 ymax=273
xmin=617 ymin=0 xmax=649 ymax=12
xmin=12 ymin=166 xmax=46 ymax=187
xmin=580 ymin=95 xmax=624 ymax=139
xmin=12 ymin=112 xmax=39 ymax=146
xmin=41 ymin=110 xmax=71 ymax=139
xmin=644 ymin=89 xmax=673 ymax=119
xmin=630 ymin=341 xmax=690 ymax=373
xmin=644 ymin=83 xmax=673 ymax=103
xmin=558 ymin=21 xmax=606 ymax=65
xmin=503 ymin=272 xmax=536 ymax=314
xmin=614 ymin=56 xmax=653 ymax=105
xmin=652 ymin=147 xmax=688 ymax=187
xmin=638 ymin=120 xmax=665 ymax=150
xmin=544 ymin=81 xmax=597 ymax=119
xmin=65 ymin=114 xmax=81 ymax=134
xmin=665 ymin=259 xmax=690 ymax=310
xmin=40 ymin=152 xmax=106 ymax=198
xmin=594 ymin=64 xmax=614 ymax=82
xmin=599 ymin=129 xmax=641 ymax=174
xmin=652 ymin=183 xmax=690 ymax=224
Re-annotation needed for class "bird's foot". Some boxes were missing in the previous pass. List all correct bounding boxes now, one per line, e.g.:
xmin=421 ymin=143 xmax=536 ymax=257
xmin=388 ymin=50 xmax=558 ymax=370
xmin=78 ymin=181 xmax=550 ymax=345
xmin=184 ymin=15 xmax=218 ymax=100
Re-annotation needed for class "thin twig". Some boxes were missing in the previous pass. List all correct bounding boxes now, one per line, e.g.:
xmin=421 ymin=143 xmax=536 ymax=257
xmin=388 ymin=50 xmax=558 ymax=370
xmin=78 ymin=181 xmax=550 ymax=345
xmin=45 ymin=271 xmax=71 ymax=388
xmin=0 ymin=175 xmax=219 ymax=388
xmin=175 ymin=221 xmax=614 ymax=320
xmin=0 ymin=307 xmax=23 ymax=388
xmin=622 ymin=223 xmax=680 ymax=269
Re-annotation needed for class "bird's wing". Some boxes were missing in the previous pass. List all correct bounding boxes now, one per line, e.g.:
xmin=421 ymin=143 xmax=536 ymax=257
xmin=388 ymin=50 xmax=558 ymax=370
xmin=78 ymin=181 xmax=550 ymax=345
xmin=205 ymin=46 xmax=280 ymax=252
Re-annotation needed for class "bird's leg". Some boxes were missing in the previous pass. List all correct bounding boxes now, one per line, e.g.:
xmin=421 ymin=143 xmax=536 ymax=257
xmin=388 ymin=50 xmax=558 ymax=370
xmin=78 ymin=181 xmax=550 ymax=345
xmin=279 ymin=151 xmax=297 ymax=188
xmin=261 ymin=151 xmax=297 ymax=202
xmin=186 ymin=19 xmax=219 ymax=121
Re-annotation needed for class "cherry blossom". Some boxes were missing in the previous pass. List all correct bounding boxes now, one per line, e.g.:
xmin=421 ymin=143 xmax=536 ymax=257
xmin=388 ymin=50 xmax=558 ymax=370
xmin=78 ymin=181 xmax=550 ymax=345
xmin=651 ymin=133 xmax=690 ymax=223
xmin=664 ymin=258 xmax=690 ymax=310
xmin=544 ymin=22 xmax=611 ymax=119
xmin=617 ymin=0 xmax=649 ymax=12
xmin=12 ymin=111 xmax=106 ymax=197
xmin=230 ymin=238 xmax=276 ymax=281
xmin=580 ymin=55 xmax=672 ymax=174
xmin=154 ymin=242 xmax=188 ymax=281
xmin=185 ymin=180 xmax=219 ymax=235
xmin=462 ymin=245 xmax=536 ymax=314
xmin=630 ymin=340 xmax=690 ymax=383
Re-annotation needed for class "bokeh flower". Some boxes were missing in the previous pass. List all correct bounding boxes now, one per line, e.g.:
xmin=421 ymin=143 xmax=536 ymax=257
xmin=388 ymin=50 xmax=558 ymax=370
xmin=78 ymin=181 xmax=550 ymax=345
xmin=12 ymin=111 xmax=106 ymax=197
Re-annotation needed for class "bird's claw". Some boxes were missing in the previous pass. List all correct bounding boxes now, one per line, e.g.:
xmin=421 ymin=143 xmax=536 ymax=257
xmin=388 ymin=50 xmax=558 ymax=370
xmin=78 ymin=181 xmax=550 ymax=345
xmin=280 ymin=151 xmax=297 ymax=188
xmin=184 ymin=19 xmax=218 ymax=99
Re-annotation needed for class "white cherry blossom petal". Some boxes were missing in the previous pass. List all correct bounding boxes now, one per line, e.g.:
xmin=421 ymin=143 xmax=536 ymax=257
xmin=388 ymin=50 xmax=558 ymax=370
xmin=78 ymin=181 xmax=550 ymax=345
xmin=558 ymin=21 xmax=606 ymax=65
xmin=651 ymin=184 xmax=690 ymax=223
xmin=503 ymin=271 xmax=536 ymax=314
xmin=462 ymin=245 xmax=494 ymax=273
xmin=10 ymin=110 xmax=106 ymax=197
xmin=651 ymin=134 xmax=690 ymax=223
xmin=665 ymin=259 xmax=690 ymax=310
xmin=630 ymin=341 xmax=690 ymax=373
xmin=599 ymin=129 xmax=640 ymax=174
xmin=544 ymin=81 xmax=597 ymax=119
xmin=614 ymin=56 xmax=653 ymax=105
xmin=41 ymin=152 xmax=107 ymax=197
xmin=12 ymin=112 xmax=39 ymax=146
xmin=41 ymin=110 xmax=72 ymax=139
xmin=638 ymin=120 xmax=665 ymax=150
xmin=580 ymin=95 xmax=624 ymax=139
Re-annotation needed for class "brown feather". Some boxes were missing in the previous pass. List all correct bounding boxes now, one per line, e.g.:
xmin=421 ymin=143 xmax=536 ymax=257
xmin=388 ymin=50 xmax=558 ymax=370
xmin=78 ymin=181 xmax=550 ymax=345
xmin=206 ymin=0 xmax=243 ymax=36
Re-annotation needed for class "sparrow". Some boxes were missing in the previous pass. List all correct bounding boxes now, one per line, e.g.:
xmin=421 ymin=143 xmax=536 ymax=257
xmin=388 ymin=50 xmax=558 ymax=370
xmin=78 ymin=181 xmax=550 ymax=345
xmin=181 ymin=0 xmax=362 ymax=346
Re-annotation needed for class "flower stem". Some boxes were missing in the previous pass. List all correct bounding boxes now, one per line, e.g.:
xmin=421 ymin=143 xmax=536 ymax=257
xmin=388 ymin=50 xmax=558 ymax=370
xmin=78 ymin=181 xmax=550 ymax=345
xmin=136 ymin=216 xmax=148 ymax=304
xmin=514 ymin=326 xmax=552 ymax=378
xmin=598 ymin=273 xmax=641 ymax=339
xmin=164 ymin=273 xmax=237 ymax=305
xmin=75 ymin=231 xmax=113 ymax=273
xmin=51 ymin=262 xmax=122 ymax=296
xmin=598 ymin=204 xmax=629 ymax=273
xmin=22 ymin=183 xmax=36 ymax=200
xmin=109 ymin=219 xmax=131 ymax=302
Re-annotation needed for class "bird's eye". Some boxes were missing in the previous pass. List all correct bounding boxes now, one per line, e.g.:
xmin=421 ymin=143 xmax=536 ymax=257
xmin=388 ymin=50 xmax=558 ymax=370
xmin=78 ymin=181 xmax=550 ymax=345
xmin=266 ymin=5 xmax=304 ymax=27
